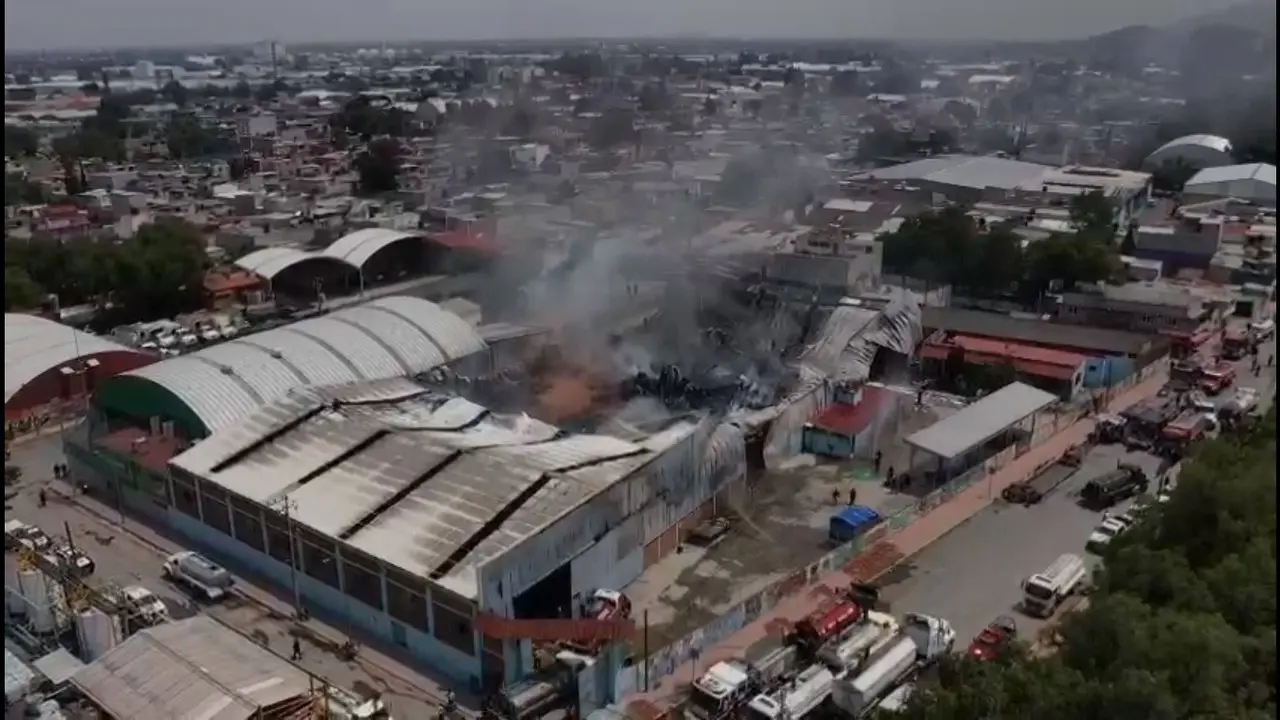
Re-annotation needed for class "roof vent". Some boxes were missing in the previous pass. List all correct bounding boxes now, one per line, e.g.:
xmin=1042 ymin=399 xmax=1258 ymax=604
xmin=218 ymin=364 xmax=235 ymax=375
xmin=269 ymin=350 xmax=284 ymax=360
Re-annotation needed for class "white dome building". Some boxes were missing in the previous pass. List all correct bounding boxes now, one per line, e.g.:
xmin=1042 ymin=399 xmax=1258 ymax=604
xmin=1143 ymin=134 xmax=1234 ymax=170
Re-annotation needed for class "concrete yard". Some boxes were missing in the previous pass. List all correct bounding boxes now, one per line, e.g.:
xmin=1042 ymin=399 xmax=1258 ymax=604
xmin=873 ymin=443 xmax=1166 ymax=647
xmin=625 ymin=391 xmax=959 ymax=651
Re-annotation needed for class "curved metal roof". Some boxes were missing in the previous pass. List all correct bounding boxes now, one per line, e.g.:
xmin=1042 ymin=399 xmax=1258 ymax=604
xmin=234 ymin=246 xmax=356 ymax=280
xmin=1145 ymin=134 xmax=1234 ymax=167
xmin=1152 ymin=134 xmax=1233 ymax=155
xmin=322 ymin=228 xmax=421 ymax=269
xmin=112 ymin=296 xmax=486 ymax=433
xmin=5 ymin=313 xmax=147 ymax=404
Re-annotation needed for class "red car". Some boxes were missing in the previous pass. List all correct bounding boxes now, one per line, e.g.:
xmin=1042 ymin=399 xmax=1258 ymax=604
xmin=967 ymin=615 xmax=1017 ymax=661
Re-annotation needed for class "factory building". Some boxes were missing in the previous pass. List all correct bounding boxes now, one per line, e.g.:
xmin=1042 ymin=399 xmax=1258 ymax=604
xmin=5 ymin=313 xmax=157 ymax=423
xmin=66 ymin=295 xmax=748 ymax=690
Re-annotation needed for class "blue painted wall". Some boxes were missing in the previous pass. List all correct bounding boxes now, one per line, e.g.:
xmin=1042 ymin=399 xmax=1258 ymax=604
xmin=1082 ymin=356 xmax=1134 ymax=389
xmin=165 ymin=508 xmax=483 ymax=684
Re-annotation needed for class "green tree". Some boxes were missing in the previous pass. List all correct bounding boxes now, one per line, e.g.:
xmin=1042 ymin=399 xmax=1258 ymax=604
xmin=1023 ymin=232 xmax=1120 ymax=296
xmin=5 ymin=218 xmax=207 ymax=322
xmin=902 ymin=409 xmax=1278 ymax=720
xmin=166 ymin=114 xmax=235 ymax=159
xmin=1069 ymin=190 xmax=1116 ymax=237
xmin=354 ymin=138 xmax=402 ymax=195
xmin=160 ymin=79 xmax=189 ymax=108
xmin=5 ymin=126 xmax=39 ymax=157
xmin=4 ymin=266 xmax=44 ymax=311
xmin=4 ymin=174 xmax=47 ymax=206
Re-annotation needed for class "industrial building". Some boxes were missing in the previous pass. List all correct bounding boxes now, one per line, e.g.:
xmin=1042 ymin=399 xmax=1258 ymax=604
xmin=1142 ymin=134 xmax=1235 ymax=171
xmin=1182 ymin=163 xmax=1277 ymax=205
xmin=5 ymin=313 xmax=156 ymax=422
xmin=64 ymin=294 xmax=753 ymax=692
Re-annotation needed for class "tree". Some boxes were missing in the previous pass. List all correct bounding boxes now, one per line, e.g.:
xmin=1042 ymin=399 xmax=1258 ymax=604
xmin=5 ymin=174 xmax=48 ymax=206
xmin=4 ymin=218 xmax=207 ymax=322
xmin=5 ymin=126 xmax=39 ymax=157
xmin=166 ymin=114 xmax=235 ymax=159
xmin=160 ymin=79 xmax=189 ymax=108
xmin=587 ymin=108 xmax=638 ymax=150
xmin=5 ymin=266 xmax=44 ymax=311
xmin=354 ymin=138 xmax=402 ymax=195
xmin=1149 ymin=159 xmax=1199 ymax=193
xmin=830 ymin=71 xmax=860 ymax=97
xmin=1069 ymin=190 xmax=1116 ymax=238
xmin=902 ymin=409 xmax=1278 ymax=720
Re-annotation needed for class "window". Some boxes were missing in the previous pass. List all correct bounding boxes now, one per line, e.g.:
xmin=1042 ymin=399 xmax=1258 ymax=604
xmin=342 ymin=550 xmax=385 ymax=612
xmin=230 ymin=498 xmax=265 ymax=552
xmin=264 ymin=515 xmax=296 ymax=567
xmin=201 ymin=494 xmax=231 ymax=536
xmin=298 ymin=527 xmax=340 ymax=589
xmin=387 ymin=581 xmax=429 ymax=632
xmin=172 ymin=476 xmax=200 ymax=519
xmin=432 ymin=602 xmax=476 ymax=656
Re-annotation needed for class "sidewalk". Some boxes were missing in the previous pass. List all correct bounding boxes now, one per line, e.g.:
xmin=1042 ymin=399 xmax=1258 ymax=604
xmin=625 ymin=373 xmax=1165 ymax=716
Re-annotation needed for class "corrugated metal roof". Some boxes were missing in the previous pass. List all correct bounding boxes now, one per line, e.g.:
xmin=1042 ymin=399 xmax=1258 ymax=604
xmin=858 ymin=155 xmax=1050 ymax=191
xmin=115 ymin=296 xmax=486 ymax=433
xmin=69 ymin=616 xmax=310 ymax=720
xmin=1150 ymin=133 xmax=1233 ymax=157
xmin=322 ymin=228 xmax=420 ymax=269
xmin=233 ymin=245 xmax=354 ymax=280
xmin=169 ymin=382 xmax=675 ymax=598
xmin=905 ymin=382 xmax=1057 ymax=460
xmin=5 ymin=313 xmax=144 ymax=403
xmin=1186 ymin=162 xmax=1277 ymax=189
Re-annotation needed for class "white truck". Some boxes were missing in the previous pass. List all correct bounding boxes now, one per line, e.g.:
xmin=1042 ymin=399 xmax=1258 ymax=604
xmin=830 ymin=614 xmax=955 ymax=718
xmin=745 ymin=664 xmax=834 ymax=720
xmin=163 ymin=551 xmax=234 ymax=601
xmin=816 ymin=611 xmax=900 ymax=679
xmin=688 ymin=646 xmax=798 ymax=720
xmin=1022 ymin=553 xmax=1087 ymax=618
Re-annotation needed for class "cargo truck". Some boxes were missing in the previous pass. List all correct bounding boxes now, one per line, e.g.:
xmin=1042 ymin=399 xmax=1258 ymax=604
xmin=816 ymin=611 xmax=900 ymax=679
xmin=1021 ymin=553 xmax=1087 ymax=618
xmin=745 ymin=664 xmax=834 ymax=720
xmin=830 ymin=614 xmax=955 ymax=718
xmin=688 ymin=646 xmax=799 ymax=720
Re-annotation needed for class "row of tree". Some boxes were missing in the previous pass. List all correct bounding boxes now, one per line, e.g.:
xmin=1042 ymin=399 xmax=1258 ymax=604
xmin=4 ymin=218 xmax=208 ymax=326
xmin=902 ymin=406 xmax=1277 ymax=719
xmin=881 ymin=192 xmax=1122 ymax=300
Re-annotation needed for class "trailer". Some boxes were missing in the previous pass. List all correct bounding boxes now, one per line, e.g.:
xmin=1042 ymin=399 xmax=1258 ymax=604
xmin=745 ymin=664 xmax=834 ymax=720
xmin=1021 ymin=554 xmax=1087 ymax=618
xmin=1002 ymin=457 xmax=1079 ymax=505
xmin=815 ymin=611 xmax=900 ymax=679
xmin=688 ymin=647 xmax=799 ymax=720
xmin=830 ymin=614 xmax=955 ymax=718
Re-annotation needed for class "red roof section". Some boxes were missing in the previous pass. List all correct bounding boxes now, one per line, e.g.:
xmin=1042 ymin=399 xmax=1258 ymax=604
xmin=811 ymin=386 xmax=886 ymax=436
xmin=923 ymin=333 xmax=1087 ymax=381
xmin=428 ymin=230 xmax=500 ymax=255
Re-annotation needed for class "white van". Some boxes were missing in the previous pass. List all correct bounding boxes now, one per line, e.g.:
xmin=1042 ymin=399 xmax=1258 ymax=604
xmin=1022 ymin=554 xmax=1087 ymax=618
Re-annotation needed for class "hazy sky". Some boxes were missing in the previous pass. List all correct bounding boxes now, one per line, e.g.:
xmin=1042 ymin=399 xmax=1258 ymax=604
xmin=4 ymin=0 xmax=1248 ymax=52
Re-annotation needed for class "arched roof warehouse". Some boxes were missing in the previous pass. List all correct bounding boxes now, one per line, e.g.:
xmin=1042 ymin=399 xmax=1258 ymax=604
xmin=93 ymin=296 xmax=486 ymax=437
xmin=1143 ymin=134 xmax=1234 ymax=170
xmin=234 ymin=246 xmax=357 ymax=280
xmin=5 ymin=313 xmax=156 ymax=417
xmin=322 ymin=228 xmax=423 ymax=269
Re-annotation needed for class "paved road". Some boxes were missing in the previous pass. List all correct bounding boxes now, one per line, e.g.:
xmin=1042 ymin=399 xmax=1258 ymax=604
xmin=5 ymin=434 xmax=454 ymax=719
xmin=874 ymin=443 xmax=1162 ymax=647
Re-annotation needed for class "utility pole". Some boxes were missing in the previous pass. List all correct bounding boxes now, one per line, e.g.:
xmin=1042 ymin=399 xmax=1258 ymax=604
xmin=270 ymin=496 xmax=303 ymax=617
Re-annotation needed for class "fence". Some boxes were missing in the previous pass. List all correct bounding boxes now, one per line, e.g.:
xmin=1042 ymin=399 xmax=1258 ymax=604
xmin=612 ymin=367 xmax=1166 ymax=703
xmin=614 ymin=444 xmax=1006 ymax=700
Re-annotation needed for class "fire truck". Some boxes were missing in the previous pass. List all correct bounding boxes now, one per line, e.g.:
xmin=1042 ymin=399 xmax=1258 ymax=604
xmin=1197 ymin=362 xmax=1236 ymax=396
xmin=1222 ymin=329 xmax=1251 ymax=360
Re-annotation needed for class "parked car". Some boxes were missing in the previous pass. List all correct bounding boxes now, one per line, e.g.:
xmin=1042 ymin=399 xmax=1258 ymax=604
xmin=1086 ymin=514 xmax=1133 ymax=554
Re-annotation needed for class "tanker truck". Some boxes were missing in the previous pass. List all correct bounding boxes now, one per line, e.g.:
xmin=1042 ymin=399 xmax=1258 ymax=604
xmin=830 ymin=613 xmax=955 ymax=718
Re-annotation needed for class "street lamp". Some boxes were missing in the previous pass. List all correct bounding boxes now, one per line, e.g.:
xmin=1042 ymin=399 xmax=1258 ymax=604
xmin=269 ymin=496 xmax=304 ymax=617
